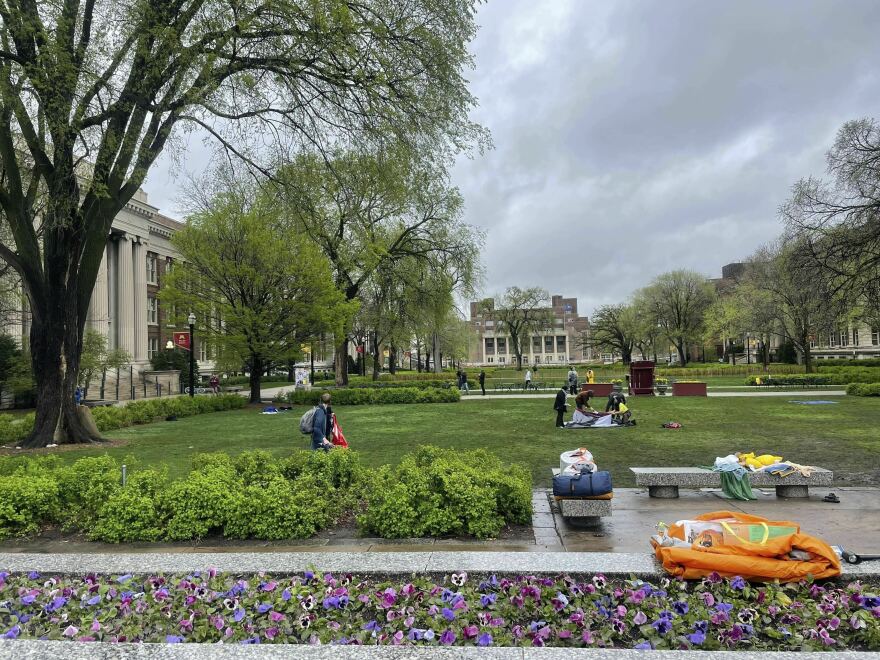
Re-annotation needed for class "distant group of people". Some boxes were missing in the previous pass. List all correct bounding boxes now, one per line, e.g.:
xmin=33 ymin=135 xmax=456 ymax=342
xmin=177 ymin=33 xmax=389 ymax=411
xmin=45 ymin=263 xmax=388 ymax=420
xmin=456 ymin=368 xmax=487 ymax=395
xmin=565 ymin=367 xmax=594 ymax=395
xmin=554 ymin=386 xmax=631 ymax=428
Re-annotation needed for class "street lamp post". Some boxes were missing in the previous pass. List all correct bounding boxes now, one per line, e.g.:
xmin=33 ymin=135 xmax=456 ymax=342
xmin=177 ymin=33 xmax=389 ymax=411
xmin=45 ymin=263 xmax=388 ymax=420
xmin=746 ymin=332 xmax=751 ymax=365
xmin=188 ymin=312 xmax=196 ymax=397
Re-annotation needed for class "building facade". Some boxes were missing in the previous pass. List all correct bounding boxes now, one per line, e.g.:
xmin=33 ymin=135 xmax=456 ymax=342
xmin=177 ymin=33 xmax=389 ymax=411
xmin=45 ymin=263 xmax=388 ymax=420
xmin=5 ymin=189 xmax=216 ymax=394
xmin=467 ymin=294 xmax=590 ymax=366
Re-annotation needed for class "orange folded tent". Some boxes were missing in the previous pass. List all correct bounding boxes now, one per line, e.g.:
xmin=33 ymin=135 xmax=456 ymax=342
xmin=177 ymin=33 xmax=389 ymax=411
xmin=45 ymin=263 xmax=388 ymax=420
xmin=652 ymin=510 xmax=841 ymax=582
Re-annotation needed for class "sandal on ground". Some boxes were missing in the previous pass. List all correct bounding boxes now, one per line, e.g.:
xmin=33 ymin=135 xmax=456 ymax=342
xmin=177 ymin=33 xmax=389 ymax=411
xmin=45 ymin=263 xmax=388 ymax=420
xmin=823 ymin=493 xmax=840 ymax=503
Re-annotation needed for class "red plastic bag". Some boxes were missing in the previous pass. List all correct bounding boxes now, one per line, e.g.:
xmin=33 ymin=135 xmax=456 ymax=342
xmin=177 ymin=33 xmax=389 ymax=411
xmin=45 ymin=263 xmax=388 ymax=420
xmin=330 ymin=414 xmax=348 ymax=448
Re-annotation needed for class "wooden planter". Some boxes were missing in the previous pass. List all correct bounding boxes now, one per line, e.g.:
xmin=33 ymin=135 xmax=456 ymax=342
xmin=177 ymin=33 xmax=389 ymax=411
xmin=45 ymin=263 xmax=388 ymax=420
xmin=580 ymin=382 xmax=613 ymax=397
xmin=672 ymin=382 xmax=707 ymax=397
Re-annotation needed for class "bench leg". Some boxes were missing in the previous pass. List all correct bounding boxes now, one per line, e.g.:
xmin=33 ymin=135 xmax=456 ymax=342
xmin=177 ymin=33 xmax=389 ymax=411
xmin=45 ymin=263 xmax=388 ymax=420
xmin=648 ymin=485 xmax=679 ymax=498
xmin=776 ymin=485 xmax=809 ymax=498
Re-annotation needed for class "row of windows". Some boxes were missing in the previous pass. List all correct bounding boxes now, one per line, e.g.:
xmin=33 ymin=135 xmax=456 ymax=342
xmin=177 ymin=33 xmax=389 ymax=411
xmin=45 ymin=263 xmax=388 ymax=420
xmin=809 ymin=328 xmax=880 ymax=348
xmin=484 ymin=336 xmax=567 ymax=355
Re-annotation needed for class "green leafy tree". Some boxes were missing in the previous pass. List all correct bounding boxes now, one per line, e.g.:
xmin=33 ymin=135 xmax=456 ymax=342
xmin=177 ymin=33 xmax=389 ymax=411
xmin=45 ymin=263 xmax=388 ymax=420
xmin=278 ymin=148 xmax=482 ymax=384
xmin=78 ymin=330 xmax=132 ymax=399
xmin=639 ymin=270 xmax=716 ymax=366
xmin=0 ymin=0 xmax=487 ymax=447
xmin=162 ymin=183 xmax=352 ymax=403
xmin=484 ymin=287 xmax=552 ymax=371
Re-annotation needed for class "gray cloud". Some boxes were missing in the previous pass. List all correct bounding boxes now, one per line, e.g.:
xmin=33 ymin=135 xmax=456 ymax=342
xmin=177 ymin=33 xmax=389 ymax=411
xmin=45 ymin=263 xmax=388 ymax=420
xmin=143 ymin=0 xmax=880 ymax=318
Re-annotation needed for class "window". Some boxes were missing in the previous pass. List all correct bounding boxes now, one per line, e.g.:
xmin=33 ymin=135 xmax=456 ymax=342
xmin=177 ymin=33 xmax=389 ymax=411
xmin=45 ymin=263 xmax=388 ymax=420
xmin=544 ymin=336 xmax=554 ymax=353
xmin=484 ymin=337 xmax=495 ymax=355
xmin=496 ymin=337 xmax=506 ymax=354
xmin=146 ymin=254 xmax=158 ymax=284
xmin=487 ymin=356 xmax=494 ymax=363
xmin=582 ymin=346 xmax=589 ymax=358
xmin=199 ymin=343 xmax=207 ymax=361
xmin=829 ymin=333 xmax=837 ymax=347
xmin=532 ymin=336 xmax=542 ymax=353
xmin=873 ymin=328 xmax=880 ymax=346
xmin=809 ymin=336 xmax=817 ymax=348
xmin=546 ymin=355 xmax=554 ymax=363
xmin=485 ymin=320 xmax=494 ymax=328
xmin=556 ymin=335 xmax=566 ymax=353
xmin=498 ymin=356 xmax=506 ymax=364
xmin=166 ymin=304 xmax=177 ymax=327
xmin=534 ymin=355 xmax=541 ymax=363
xmin=839 ymin=329 xmax=849 ymax=348
xmin=853 ymin=328 xmax=859 ymax=346
xmin=147 ymin=297 xmax=158 ymax=325
xmin=147 ymin=337 xmax=158 ymax=359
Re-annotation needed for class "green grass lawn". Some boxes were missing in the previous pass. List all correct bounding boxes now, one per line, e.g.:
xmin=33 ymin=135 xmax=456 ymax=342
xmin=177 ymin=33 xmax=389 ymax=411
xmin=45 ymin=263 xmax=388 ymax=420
xmin=33 ymin=396 xmax=880 ymax=488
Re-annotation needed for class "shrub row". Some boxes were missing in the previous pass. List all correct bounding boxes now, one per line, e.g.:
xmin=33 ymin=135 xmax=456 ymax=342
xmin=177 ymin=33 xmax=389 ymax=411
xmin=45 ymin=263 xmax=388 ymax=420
xmin=337 ymin=379 xmax=454 ymax=390
xmin=277 ymin=386 xmax=459 ymax=406
xmin=817 ymin=358 xmax=880 ymax=368
xmin=745 ymin=374 xmax=834 ymax=386
xmin=0 ymin=450 xmax=361 ymax=542
xmin=816 ymin=366 xmax=880 ymax=383
xmin=359 ymin=446 xmax=532 ymax=540
xmin=0 ymin=395 xmax=245 ymax=446
xmin=846 ymin=382 xmax=880 ymax=396
xmin=0 ymin=445 xmax=531 ymax=542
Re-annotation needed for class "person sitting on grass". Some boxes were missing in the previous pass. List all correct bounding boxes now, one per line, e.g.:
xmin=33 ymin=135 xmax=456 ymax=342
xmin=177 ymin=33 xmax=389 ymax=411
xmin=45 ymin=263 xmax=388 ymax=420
xmin=311 ymin=392 xmax=333 ymax=451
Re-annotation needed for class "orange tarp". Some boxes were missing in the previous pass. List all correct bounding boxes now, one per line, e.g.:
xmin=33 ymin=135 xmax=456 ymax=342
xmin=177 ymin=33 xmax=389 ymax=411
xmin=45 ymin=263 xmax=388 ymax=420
xmin=652 ymin=510 xmax=841 ymax=582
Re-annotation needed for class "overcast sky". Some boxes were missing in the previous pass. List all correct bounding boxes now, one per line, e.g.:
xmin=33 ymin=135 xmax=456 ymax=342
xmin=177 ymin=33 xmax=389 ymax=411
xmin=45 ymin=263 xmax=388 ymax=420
xmin=142 ymin=0 xmax=880 ymax=319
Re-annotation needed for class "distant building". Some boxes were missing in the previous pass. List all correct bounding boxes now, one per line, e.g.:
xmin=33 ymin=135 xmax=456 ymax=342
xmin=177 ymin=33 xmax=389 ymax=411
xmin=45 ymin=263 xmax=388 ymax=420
xmin=467 ymin=294 xmax=590 ymax=366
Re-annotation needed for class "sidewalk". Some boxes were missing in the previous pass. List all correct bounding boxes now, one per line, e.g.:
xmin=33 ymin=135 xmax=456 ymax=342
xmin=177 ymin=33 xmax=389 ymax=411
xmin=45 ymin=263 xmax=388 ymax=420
xmin=457 ymin=390 xmax=847 ymax=399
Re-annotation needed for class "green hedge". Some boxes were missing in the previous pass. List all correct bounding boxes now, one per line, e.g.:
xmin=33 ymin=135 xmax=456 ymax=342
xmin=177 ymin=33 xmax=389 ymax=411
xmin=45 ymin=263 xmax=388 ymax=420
xmin=0 ymin=449 xmax=362 ymax=542
xmin=0 ymin=395 xmax=245 ymax=445
xmin=816 ymin=366 xmax=880 ymax=384
xmin=276 ymin=386 xmax=459 ymax=406
xmin=818 ymin=358 xmax=880 ymax=368
xmin=846 ymin=382 xmax=880 ymax=396
xmin=745 ymin=374 xmax=834 ymax=386
xmin=0 ymin=446 xmax=529 ymax=542
xmin=343 ymin=379 xmax=453 ymax=390
xmin=358 ymin=446 xmax=532 ymax=540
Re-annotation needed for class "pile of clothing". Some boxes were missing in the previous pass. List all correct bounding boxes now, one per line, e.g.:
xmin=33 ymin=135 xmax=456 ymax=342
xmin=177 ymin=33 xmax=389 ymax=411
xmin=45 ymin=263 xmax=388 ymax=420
xmin=553 ymin=447 xmax=613 ymax=500
xmin=711 ymin=452 xmax=818 ymax=500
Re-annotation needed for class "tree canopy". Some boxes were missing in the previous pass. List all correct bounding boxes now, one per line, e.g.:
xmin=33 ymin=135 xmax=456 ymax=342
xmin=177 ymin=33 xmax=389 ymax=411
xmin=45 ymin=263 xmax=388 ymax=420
xmin=486 ymin=287 xmax=552 ymax=370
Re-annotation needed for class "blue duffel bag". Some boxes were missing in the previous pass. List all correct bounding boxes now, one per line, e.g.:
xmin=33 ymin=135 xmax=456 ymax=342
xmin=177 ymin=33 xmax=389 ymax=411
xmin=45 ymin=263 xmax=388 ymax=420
xmin=553 ymin=468 xmax=612 ymax=497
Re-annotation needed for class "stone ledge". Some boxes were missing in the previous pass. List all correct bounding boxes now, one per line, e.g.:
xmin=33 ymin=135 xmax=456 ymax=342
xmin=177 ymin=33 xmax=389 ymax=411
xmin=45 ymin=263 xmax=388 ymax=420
xmin=1 ymin=551 xmax=876 ymax=578
xmin=630 ymin=467 xmax=833 ymax=487
xmin=1 ymin=640 xmax=877 ymax=659
xmin=558 ymin=498 xmax=612 ymax=518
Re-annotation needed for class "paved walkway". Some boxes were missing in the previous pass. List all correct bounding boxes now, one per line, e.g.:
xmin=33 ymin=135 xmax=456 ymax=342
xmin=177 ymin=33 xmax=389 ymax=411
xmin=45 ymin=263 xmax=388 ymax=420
xmin=456 ymin=390 xmax=847 ymax=399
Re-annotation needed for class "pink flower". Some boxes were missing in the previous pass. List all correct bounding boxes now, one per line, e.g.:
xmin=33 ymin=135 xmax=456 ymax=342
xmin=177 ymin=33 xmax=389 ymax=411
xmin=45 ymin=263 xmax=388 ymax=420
xmin=270 ymin=611 xmax=285 ymax=623
xmin=582 ymin=629 xmax=595 ymax=644
xmin=701 ymin=592 xmax=715 ymax=607
xmin=90 ymin=621 xmax=101 ymax=633
xmin=62 ymin=626 xmax=79 ymax=637
xmin=633 ymin=611 xmax=647 ymax=625
xmin=463 ymin=625 xmax=479 ymax=639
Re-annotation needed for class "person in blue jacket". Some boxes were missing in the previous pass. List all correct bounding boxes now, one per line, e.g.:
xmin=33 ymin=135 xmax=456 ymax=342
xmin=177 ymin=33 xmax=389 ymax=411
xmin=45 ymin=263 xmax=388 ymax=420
xmin=311 ymin=392 xmax=333 ymax=451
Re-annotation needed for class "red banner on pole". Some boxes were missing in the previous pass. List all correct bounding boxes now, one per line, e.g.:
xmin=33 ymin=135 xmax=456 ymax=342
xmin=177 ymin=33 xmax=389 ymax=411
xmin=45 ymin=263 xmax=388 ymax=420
xmin=356 ymin=344 xmax=365 ymax=354
xmin=172 ymin=331 xmax=191 ymax=350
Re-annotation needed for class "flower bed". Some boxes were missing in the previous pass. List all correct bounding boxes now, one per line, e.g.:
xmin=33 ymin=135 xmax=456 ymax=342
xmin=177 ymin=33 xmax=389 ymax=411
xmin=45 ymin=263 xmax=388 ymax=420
xmin=0 ymin=571 xmax=877 ymax=649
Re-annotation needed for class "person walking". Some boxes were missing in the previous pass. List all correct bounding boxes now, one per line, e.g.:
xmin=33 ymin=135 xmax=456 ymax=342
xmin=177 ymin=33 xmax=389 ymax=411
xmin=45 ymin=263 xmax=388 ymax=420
xmin=460 ymin=371 xmax=470 ymax=394
xmin=553 ymin=385 xmax=568 ymax=428
xmin=209 ymin=374 xmax=220 ymax=395
xmin=567 ymin=367 xmax=578 ymax=395
xmin=456 ymin=368 xmax=463 ymax=389
xmin=311 ymin=392 xmax=333 ymax=451
xmin=524 ymin=368 xmax=532 ymax=391
xmin=478 ymin=370 xmax=486 ymax=396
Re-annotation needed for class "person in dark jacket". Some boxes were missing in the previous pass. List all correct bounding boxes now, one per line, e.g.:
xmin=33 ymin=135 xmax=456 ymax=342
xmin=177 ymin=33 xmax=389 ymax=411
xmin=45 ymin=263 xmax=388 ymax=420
xmin=478 ymin=370 xmax=486 ymax=396
xmin=553 ymin=386 xmax=568 ymax=428
xmin=311 ymin=392 xmax=333 ymax=451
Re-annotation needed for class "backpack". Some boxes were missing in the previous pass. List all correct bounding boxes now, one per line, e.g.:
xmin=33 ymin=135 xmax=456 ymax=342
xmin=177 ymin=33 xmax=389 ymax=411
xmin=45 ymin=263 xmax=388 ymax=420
xmin=299 ymin=406 xmax=319 ymax=435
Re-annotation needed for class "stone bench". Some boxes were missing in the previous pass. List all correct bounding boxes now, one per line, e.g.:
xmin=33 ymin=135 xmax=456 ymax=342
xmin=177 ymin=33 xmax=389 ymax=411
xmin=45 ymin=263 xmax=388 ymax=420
xmin=551 ymin=469 xmax=612 ymax=519
xmin=630 ymin=467 xmax=833 ymax=499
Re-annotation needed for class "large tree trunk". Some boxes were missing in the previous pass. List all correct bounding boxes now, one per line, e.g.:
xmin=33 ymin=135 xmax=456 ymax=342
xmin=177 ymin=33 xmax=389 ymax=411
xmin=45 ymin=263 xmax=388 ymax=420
xmin=802 ymin=340 xmax=814 ymax=374
xmin=431 ymin=333 xmax=441 ymax=374
xmin=335 ymin=336 xmax=349 ymax=386
xmin=675 ymin=340 xmax=688 ymax=367
xmin=248 ymin=355 xmax=263 ymax=403
xmin=23 ymin=268 xmax=103 ymax=448
xmin=389 ymin=343 xmax=397 ymax=374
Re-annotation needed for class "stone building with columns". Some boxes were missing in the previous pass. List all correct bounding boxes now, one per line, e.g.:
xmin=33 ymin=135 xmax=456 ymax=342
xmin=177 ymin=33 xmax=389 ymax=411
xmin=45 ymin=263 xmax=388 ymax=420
xmin=5 ymin=189 xmax=215 ymax=397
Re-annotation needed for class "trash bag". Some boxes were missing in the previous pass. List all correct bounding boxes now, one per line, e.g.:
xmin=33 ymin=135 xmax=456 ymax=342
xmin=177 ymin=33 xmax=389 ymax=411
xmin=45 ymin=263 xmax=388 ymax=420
xmin=652 ymin=510 xmax=840 ymax=582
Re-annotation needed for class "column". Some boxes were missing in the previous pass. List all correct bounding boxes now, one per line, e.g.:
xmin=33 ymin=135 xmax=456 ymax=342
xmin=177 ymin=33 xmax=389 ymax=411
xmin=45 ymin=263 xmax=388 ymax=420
xmin=132 ymin=238 xmax=148 ymax=362
xmin=117 ymin=234 xmax=135 ymax=357
xmin=87 ymin=245 xmax=110 ymax=337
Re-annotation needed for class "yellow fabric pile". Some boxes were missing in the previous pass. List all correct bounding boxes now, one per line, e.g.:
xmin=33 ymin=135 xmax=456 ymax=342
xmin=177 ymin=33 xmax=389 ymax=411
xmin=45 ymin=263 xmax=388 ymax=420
xmin=737 ymin=452 xmax=782 ymax=470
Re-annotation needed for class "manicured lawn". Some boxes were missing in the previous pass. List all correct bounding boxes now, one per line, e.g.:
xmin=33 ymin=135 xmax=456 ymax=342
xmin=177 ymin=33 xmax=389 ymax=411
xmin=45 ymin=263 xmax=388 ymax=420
xmin=35 ymin=396 xmax=880 ymax=487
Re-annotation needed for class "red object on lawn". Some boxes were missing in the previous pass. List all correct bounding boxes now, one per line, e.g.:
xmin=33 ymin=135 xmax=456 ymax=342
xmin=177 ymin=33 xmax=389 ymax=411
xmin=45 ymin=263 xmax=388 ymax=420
xmin=330 ymin=414 xmax=348 ymax=448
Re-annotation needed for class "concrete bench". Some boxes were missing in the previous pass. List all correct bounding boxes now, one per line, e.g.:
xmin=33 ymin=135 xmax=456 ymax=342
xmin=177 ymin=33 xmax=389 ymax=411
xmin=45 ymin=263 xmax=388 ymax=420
xmin=551 ymin=469 xmax=612 ymax=519
xmin=630 ymin=467 xmax=833 ymax=499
